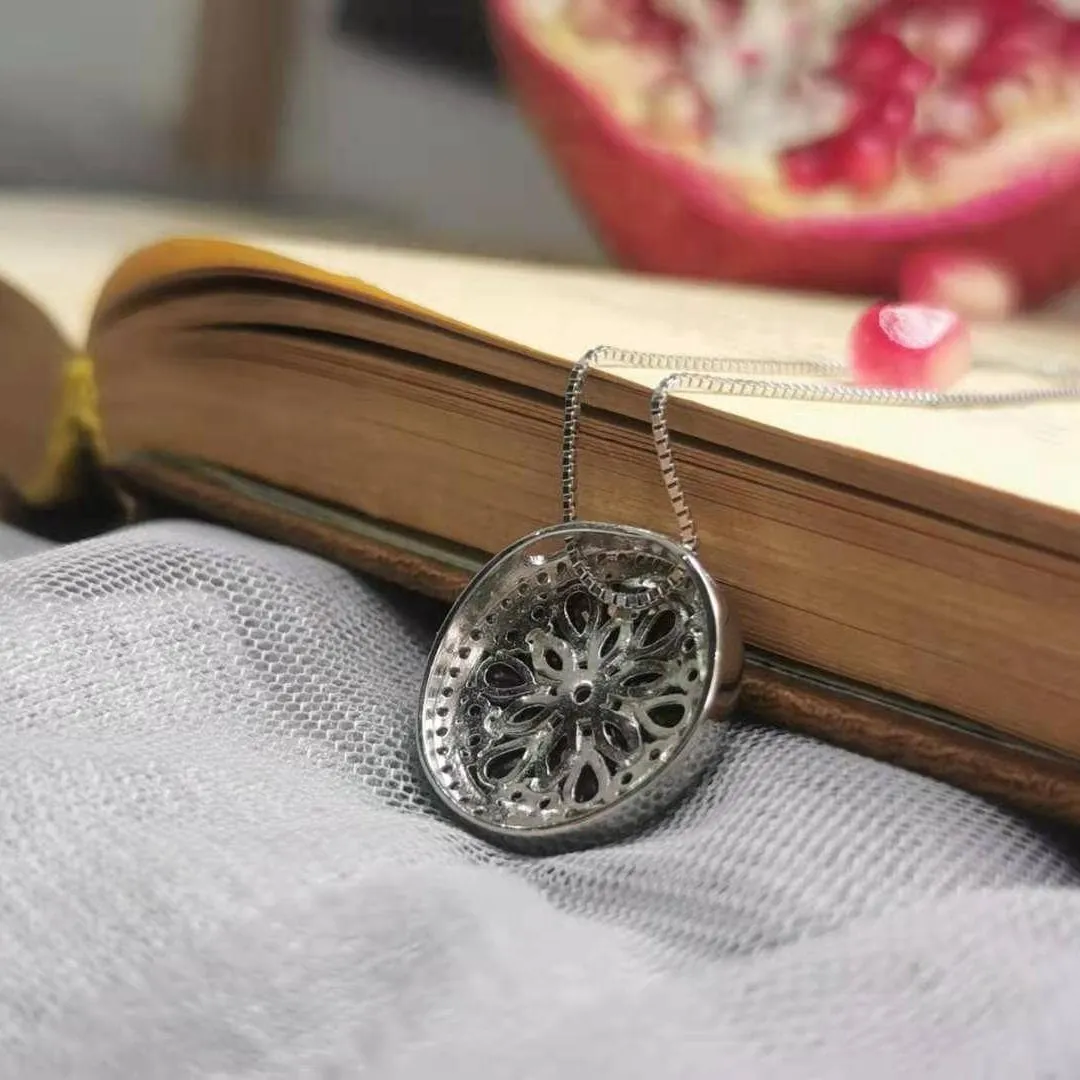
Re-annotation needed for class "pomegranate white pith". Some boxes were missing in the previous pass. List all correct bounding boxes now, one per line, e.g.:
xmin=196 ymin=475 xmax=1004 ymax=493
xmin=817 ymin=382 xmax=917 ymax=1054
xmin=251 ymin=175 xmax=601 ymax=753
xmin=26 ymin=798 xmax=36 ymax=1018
xmin=516 ymin=0 xmax=1080 ymax=220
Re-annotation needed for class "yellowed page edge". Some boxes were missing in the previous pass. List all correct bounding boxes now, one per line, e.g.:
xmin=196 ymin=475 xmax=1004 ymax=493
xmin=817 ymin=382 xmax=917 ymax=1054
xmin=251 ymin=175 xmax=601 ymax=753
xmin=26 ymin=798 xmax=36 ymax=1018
xmin=95 ymin=232 xmax=1080 ymax=520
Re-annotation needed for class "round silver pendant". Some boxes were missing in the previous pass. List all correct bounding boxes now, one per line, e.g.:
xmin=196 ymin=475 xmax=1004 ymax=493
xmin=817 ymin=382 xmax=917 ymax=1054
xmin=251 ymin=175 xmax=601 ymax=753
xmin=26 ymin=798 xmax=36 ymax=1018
xmin=416 ymin=522 xmax=743 ymax=853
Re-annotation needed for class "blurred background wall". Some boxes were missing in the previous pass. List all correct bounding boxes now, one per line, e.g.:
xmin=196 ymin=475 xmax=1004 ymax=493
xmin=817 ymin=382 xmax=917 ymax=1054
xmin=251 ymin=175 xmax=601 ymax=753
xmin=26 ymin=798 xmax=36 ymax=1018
xmin=0 ymin=0 xmax=194 ymax=189
xmin=0 ymin=0 xmax=603 ymax=263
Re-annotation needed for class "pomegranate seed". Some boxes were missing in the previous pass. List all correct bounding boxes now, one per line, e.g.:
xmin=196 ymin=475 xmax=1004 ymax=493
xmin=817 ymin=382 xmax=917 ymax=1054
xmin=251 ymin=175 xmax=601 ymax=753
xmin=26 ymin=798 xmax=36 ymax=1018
xmin=644 ymin=76 xmax=711 ymax=141
xmin=905 ymin=133 xmax=956 ymax=180
xmin=779 ymin=138 xmax=841 ymax=193
xmin=907 ymin=8 xmax=986 ymax=69
xmin=632 ymin=5 xmax=687 ymax=50
xmin=923 ymin=84 xmax=999 ymax=145
xmin=849 ymin=302 xmax=972 ymax=390
xmin=895 ymin=54 xmax=937 ymax=94
xmin=1061 ymin=20 xmax=1080 ymax=68
xmin=639 ymin=21 xmax=686 ymax=51
xmin=842 ymin=11 xmax=906 ymax=52
xmin=967 ymin=6 xmax=1064 ymax=80
xmin=832 ymin=31 xmax=912 ymax=89
xmin=860 ymin=90 xmax=918 ymax=135
xmin=838 ymin=128 xmax=900 ymax=196
xmin=899 ymin=249 xmax=1020 ymax=321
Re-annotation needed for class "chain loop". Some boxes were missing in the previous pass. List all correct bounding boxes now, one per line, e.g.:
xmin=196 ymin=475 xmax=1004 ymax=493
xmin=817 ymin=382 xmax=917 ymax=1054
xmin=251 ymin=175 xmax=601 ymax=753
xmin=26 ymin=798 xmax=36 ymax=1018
xmin=561 ymin=342 xmax=1080 ymax=608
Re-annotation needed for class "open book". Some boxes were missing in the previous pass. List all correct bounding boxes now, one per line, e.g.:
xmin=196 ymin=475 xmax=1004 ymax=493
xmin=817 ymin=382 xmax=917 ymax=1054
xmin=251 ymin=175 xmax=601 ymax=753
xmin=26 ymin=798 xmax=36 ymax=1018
xmin=3 ymin=196 xmax=1080 ymax=823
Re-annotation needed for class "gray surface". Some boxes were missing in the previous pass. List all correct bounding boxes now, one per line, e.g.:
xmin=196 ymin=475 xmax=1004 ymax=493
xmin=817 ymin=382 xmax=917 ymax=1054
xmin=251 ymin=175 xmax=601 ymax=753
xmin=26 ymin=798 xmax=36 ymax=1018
xmin=0 ymin=521 xmax=52 ymax=562
xmin=1 ymin=520 xmax=1079 ymax=1079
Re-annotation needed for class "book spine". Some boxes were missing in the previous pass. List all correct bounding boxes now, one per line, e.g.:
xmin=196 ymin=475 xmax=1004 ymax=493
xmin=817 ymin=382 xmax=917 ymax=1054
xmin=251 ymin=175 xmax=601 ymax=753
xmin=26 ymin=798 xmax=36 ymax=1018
xmin=2 ymin=355 xmax=129 ymax=541
xmin=21 ymin=355 xmax=103 ymax=505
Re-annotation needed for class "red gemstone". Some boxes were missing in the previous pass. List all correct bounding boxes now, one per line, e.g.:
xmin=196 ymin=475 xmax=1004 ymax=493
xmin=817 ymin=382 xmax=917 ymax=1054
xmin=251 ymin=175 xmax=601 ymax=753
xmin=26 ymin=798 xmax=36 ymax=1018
xmin=849 ymin=302 xmax=972 ymax=389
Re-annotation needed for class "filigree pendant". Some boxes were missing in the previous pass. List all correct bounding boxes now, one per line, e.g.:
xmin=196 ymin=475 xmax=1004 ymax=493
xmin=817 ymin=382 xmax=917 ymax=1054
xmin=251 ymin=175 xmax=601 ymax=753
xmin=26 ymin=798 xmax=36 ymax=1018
xmin=416 ymin=349 xmax=744 ymax=852
xmin=417 ymin=521 xmax=742 ymax=853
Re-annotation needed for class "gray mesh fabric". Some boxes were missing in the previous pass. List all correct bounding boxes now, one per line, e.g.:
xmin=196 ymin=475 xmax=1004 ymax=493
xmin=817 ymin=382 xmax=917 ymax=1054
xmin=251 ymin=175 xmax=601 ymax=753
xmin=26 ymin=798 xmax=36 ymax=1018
xmin=1 ymin=519 xmax=1079 ymax=1078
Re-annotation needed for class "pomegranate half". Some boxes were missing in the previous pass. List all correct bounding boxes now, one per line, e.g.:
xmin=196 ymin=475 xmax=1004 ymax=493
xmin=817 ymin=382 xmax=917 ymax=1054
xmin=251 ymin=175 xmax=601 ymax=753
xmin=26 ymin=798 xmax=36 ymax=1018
xmin=487 ymin=0 xmax=1080 ymax=307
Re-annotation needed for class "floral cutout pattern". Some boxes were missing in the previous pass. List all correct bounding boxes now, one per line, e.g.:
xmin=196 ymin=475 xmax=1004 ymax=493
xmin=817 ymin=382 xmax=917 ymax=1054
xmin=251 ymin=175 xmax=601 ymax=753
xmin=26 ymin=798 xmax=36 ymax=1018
xmin=460 ymin=584 xmax=704 ymax=811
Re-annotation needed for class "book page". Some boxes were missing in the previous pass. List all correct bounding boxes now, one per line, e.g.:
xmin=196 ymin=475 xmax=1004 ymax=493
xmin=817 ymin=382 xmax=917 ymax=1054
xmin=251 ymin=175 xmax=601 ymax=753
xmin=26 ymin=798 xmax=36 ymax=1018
xmin=0 ymin=194 xmax=294 ymax=346
xmin=163 ymin=233 xmax=1080 ymax=519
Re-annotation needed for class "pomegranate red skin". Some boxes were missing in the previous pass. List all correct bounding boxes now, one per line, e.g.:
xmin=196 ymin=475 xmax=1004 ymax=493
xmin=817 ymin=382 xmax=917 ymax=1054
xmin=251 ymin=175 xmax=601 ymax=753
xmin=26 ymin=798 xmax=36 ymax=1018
xmin=488 ymin=1 xmax=1080 ymax=308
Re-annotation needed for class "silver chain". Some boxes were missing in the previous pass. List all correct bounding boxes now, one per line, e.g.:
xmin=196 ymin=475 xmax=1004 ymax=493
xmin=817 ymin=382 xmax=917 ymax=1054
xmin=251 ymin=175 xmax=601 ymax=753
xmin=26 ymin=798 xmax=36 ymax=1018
xmin=561 ymin=342 xmax=1080 ymax=608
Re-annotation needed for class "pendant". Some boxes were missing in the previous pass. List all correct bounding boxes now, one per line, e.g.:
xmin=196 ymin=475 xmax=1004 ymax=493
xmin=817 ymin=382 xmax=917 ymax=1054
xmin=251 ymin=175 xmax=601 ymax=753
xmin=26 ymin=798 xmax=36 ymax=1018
xmin=416 ymin=521 xmax=743 ymax=853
